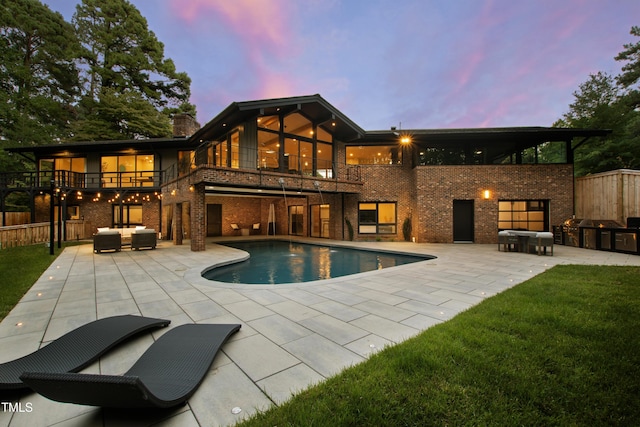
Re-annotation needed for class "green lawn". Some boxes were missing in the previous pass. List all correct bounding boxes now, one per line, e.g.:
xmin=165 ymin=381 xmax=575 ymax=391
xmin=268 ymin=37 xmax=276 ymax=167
xmin=0 ymin=243 xmax=84 ymax=321
xmin=240 ymin=265 xmax=640 ymax=426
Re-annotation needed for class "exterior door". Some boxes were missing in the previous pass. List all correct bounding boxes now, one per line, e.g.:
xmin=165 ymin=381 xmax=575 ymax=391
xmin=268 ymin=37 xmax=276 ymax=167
xmin=453 ymin=200 xmax=474 ymax=242
xmin=207 ymin=204 xmax=222 ymax=236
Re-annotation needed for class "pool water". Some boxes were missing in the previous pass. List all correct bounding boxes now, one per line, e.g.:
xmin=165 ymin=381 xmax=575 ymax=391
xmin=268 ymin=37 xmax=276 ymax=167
xmin=202 ymin=240 xmax=433 ymax=284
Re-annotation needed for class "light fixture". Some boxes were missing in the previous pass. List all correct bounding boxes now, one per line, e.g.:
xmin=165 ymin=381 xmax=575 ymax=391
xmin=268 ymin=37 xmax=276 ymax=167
xmin=483 ymin=190 xmax=491 ymax=199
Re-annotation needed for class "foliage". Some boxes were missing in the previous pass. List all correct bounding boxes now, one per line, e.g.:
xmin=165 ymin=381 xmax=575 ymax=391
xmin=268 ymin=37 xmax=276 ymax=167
xmin=345 ymin=218 xmax=354 ymax=241
xmin=402 ymin=216 xmax=412 ymax=241
xmin=70 ymin=0 xmax=192 ymax=139
xmin=240 ymin=265 xmax=640 ymax=426
xmin=0 ymin=0 xmax=81 ymax=168
xmin=1 ymin=0 xmax=195 ymax=146
xmin=557 ymin=26 xmax=640 ymax=176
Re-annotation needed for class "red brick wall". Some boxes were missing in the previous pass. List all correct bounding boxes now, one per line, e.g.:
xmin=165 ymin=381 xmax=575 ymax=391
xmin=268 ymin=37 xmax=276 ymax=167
xmin=413 ymin=164 xmax=574 ymax=243
xmin=344 ymin=162 xmax=417 ymax=242
xmin=344 ymin=163 xmax=573 ymax=243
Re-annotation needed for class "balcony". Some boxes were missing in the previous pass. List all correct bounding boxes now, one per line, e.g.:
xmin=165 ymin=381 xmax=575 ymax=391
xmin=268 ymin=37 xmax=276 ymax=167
xmin=0 ymin=170 xmax=164 ymax=191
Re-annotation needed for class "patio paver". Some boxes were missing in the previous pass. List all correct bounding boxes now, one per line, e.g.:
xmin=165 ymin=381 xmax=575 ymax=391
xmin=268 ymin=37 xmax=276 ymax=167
xmin=1 ymin=237 xmax=639 ymax=426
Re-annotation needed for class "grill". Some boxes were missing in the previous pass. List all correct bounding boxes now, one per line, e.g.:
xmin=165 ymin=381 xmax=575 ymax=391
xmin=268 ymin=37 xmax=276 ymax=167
xmin=558 ymin=218 xmax=624 ymax=247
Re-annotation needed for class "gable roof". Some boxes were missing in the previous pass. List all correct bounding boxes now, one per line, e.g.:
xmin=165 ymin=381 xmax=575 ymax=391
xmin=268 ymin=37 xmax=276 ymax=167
xmin=190 ymin=94 xmax=366 ymax=143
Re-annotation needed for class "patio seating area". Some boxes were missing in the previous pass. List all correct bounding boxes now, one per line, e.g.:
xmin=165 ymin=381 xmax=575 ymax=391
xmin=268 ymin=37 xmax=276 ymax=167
xmin=1 ymin=238 xmax=638 ymax=426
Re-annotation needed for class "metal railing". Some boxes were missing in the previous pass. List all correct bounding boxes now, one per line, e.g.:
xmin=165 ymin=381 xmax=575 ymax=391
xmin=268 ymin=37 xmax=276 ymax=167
xmin=168 ymin=145 xmax=362 ymax=182
xmin=0 ymin=170 xmax=164 ymax=190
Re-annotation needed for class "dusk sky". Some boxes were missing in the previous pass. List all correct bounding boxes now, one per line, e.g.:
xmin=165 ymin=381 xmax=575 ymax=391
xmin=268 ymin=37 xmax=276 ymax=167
xmin=43 ymin=0 xmax=640 ymax=131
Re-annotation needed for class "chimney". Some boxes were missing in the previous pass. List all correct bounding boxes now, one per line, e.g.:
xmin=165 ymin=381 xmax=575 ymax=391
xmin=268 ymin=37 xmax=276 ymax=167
xmin=172 ymin=113 xmax=201 ymax=137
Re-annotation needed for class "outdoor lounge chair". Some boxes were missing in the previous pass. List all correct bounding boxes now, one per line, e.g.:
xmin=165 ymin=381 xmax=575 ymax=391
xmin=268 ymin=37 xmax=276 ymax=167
xmin=20 ymin=323 xmax=241 ymax=408
xmin=0 ymin=315 xmax=170 ymax=390
xmin=230 ymin=223 xmax=240 ymax=235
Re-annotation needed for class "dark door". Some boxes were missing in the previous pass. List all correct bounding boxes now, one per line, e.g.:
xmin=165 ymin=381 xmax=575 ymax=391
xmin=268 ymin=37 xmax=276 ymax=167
xmin=207 ymin=204 xmax=222 ymax=236
xmin=453 ymin=200 xmax=474 ymax=242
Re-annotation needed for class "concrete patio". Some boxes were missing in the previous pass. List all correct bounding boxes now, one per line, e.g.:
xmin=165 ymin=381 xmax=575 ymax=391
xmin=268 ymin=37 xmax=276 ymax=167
xmin=1 ymin=237 xmax=639 ymax=427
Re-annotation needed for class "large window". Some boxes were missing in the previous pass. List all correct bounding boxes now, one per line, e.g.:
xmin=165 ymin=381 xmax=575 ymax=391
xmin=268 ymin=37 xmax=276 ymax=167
xmin=258 ymin=129 xmax=279 ymax=170
xmin=101 ymin=155 xmax=154 ymax=188
xmin=498 ymin=200 xmax=548 ymax=231
xmin=347 ymin=146 xmax=402 ymax=165
xmin=40 ymin=158 xmax=86 ymax=186
xmin=358 ymin=202 xmax=397 ymax=234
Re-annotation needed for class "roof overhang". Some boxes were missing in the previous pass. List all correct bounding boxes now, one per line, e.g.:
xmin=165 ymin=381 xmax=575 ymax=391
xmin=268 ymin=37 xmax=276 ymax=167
xmin=5 ymin=137 xmax=195 ymax=157
xmin=354 ymin=127 xmax=611 ymax=161
xmin=190 ymin=94 xmax=365 ymax=143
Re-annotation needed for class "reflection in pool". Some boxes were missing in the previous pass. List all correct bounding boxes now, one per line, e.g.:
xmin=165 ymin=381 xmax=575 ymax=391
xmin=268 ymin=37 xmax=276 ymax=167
xmin=202 ymin=240 xmax=434 ymax=285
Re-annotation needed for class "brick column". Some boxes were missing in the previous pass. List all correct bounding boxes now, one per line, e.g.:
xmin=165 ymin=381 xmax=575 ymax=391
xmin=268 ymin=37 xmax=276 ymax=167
xmin=174 ymin=203 xmax=183 ymax=245
xmin=190 ymin=183 xmax=206 ymax=251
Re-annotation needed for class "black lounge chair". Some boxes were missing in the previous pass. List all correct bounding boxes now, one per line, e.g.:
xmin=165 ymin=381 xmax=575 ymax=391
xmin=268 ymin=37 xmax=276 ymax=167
xmin=1 ymin=315 xmax=170 ymax=390
xmin=21 ymin=323 xmax=241 ymax=408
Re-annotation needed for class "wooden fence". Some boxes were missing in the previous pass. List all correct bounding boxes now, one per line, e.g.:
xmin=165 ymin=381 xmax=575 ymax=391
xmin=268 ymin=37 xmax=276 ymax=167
xmin=575 ymin=169 xmax=640 ymax=226
xmin=0 ymin=212 xmax=31 ymax=226
xmin=0 ymin=221 xmax=91 ymax=249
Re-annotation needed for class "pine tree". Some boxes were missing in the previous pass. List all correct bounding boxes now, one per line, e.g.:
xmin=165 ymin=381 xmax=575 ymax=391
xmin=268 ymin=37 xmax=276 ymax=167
xmin=0 ymin=0 xmax=81 ymax=168
xmin=71 ymin=0 xmax=194 ymax=139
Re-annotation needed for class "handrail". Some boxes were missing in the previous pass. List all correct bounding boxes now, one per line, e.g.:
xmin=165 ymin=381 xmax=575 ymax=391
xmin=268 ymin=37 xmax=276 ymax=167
xmin=0 ymin=170 xmax=164 ymax=190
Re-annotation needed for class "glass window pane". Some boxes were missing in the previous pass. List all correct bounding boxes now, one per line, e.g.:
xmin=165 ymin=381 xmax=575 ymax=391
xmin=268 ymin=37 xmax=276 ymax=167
xmin=258 ymin=130 xmax=279 ymax=170
xmin=378 ymin=203 xmax=396 ymax=224
xmin=284 ymin=138 xmax=299 ymax=172
xmin=257 ymin=115 xmax=280 ymax=131
xmin=283 ymin=112 xmax=312 ymax=138
xmin=230 ymin=131 xmax=239 ymax=169
xmin=128 ymin=205 xmax=143 ymax=224
xmin=359 ymin=225 xmax=377 ymax=234
xmin=359 ymin=203 xmax=377 ymax=210
xmin=346 ymin=145 xmax=401 ymax=165
xmin=317 ymin=126 xmax=332 ymax=143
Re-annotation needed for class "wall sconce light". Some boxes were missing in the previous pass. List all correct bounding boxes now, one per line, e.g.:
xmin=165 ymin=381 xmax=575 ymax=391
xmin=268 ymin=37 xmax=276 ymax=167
xmin=483 ymin=190 xmax=491 ymax=199
xmin=189 ymin=185 xmax=194 ymax=192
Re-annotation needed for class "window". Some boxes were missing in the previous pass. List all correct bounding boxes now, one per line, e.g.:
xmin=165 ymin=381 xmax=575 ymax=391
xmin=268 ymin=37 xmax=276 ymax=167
xmin=178 ymin=150 xmax=195 ymax=176
xmin=289 ymin=205 xmax=304 ymax=235
xmin=39 ymin=158 xmax=86 ymax=186
xmin=358 ymin=202 xmax=397 ymax=234
xmin=498 ymin=200 xmax=548 ymax=231
xmin=101 ymin=155 xmax=154 ymax=188
xmin=113 ymin=204 xmax=143 ymax=227
xmin=258 ymin=130 xmax=279 ymax=170
xmin=317 ymin=142 xmax=333 ymax=178
xmin=346 ymin=145 xmax=402 ymax=165
xmin=283 ymin=112 xmax=313 ymax=139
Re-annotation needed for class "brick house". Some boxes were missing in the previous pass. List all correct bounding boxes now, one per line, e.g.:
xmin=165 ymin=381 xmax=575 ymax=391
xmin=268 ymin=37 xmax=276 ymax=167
xmin=2 ymin=94 xmax=608 ymax=251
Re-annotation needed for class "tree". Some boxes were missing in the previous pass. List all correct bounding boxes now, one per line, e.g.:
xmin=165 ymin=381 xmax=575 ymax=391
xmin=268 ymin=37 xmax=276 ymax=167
xmin=0 ymin=0 xmax=81 ymax=168
xmin=556 ymin=27 xmax=640 ymax=177
xmin=615 ymin=25 xmax=640 ymax=107
xmin=71 ymin=0 xmax=194 ymax=139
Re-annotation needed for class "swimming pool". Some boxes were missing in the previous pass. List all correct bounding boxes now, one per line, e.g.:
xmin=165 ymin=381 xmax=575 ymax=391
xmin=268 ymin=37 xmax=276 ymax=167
xmin=201 ymin=240 xmax=434 ymax=284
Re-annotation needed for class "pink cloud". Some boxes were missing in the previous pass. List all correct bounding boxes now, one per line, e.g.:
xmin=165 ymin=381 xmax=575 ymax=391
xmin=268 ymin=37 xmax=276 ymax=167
xmin=168 ymin=0 xmax=292 ymax=56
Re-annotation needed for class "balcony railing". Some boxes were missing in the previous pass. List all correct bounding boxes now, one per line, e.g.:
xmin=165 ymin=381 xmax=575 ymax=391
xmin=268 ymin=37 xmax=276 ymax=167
xmin=165 ymin=145 xmax=361 ymax=183
xmin=0 ymin=170 xmax=164 ymax=190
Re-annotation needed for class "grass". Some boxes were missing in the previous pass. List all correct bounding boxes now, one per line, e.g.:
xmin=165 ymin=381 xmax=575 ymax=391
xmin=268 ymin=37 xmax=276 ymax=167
xmin=0 ymin=242 xmax=84 ymax=321
xmin=240 ymin=265 xmax=640 ymax=426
